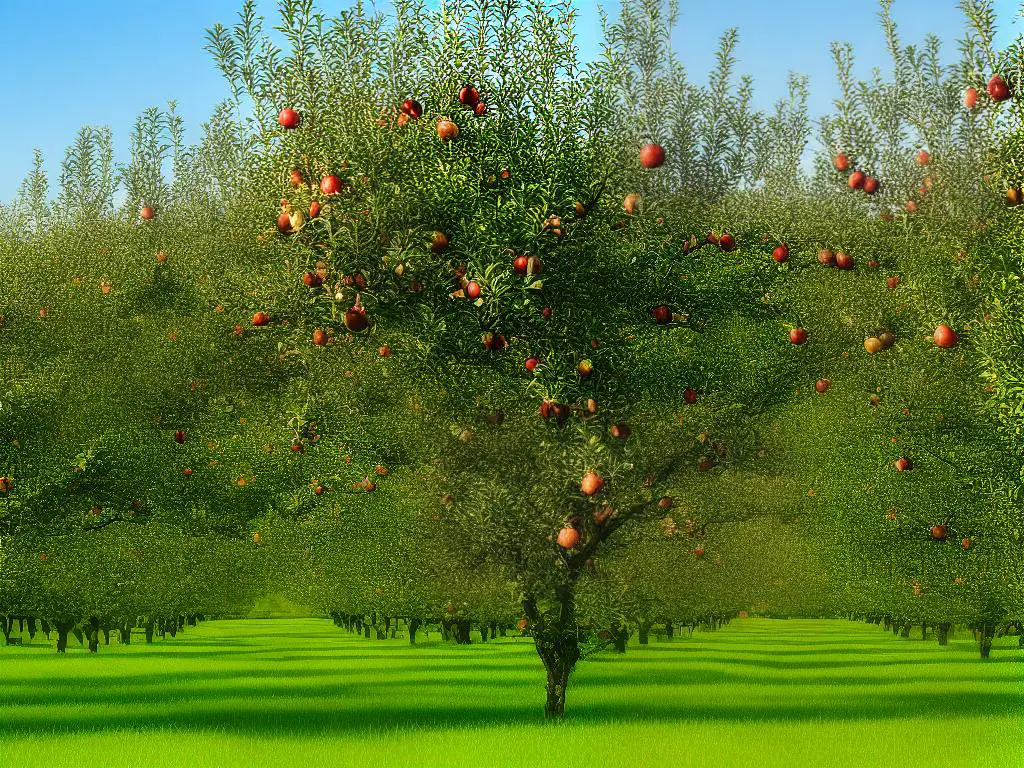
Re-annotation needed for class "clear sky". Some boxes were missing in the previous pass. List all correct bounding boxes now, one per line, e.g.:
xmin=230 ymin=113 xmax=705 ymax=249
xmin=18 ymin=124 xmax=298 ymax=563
xmin=0 ymin=1 xmax=1019 ymax=201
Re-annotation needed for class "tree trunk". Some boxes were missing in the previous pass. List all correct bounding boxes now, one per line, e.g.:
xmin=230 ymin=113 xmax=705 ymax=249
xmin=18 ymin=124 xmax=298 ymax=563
xmin=56 ymin=621 xmax=72 ymax=653
xmin=920 ymin=623 xmax=928 ymax=640
xmin=188 ymin=614 xmax=197 ymax=627
xmin=41 ymin=619 xmax=51 ymax=639
xmin=103 ymin=625 xmax=111 ymax=645
xmin=408 ymin=618 xmax=421 ymax=645
xmin=363 ymin=621 xmax=371 ymax=639
xmin=479 ymin=623 xmax=489 ymax=642
xmin=937 ymin=622 xmax=951 ymax=646
xmin=979 ymin=622 xmax=996 ymax=659
xmin=899 ymin=623 xmax=910 ymax=638
xmin=610 ymin=621 xmax=628 ymax=653
xmin=665 ymin=621 xmax=674 ymax=639
xmin=526 ymin=586 xmax=582 ymax=721
xmin=490 ymin=621 xmax=497 ymax=640
xmin=0 ymin=615 xmax=12 ymax=645
xmin=145 ymin=620 xmax=155 ymax=644
xmin=638 ymin=622 xmax=651 ymax=645
xmin=27 ymin=617 xmax=37 ymax=640
xmin=456 ymin=619 xmax=472 ymax=644
xmin=120 ymin=623 xmax=132 ymax=645
xmin=87 ymin=616 xmax=100 ymax=653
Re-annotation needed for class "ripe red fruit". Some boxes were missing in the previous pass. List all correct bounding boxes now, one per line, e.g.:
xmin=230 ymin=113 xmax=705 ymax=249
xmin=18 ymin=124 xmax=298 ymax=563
xmin=815 ymin=379 xmax=831 ymax=394
xmin=466 ymin=281 xmax=481 ymax=299
xmin=291 ymin=443 xmax=303 ymax=453
xmin=251 ymin=311 xmax=270 ymax=327
xmin=183 ymin=468 xmax=193 ymax=477
xmin=894 ymin=457 xmax=913 ymax=472
xmin=481 ymin=332 xmax=507 ymax=352
xmin=302 ymin=272 xmax=322 ymax=288
xmin=580 ymin=471 xmax=605 ymax=496
xmin=834 ymin=251 xmax=855 ymax=270
xmin=905 ymin=200 xmax=918 ymax=214
xmin=933 ymin=324 xmax=958 ymax=349
xmin=577 ymin=359 xmax=593 ymax=378
xmin=931 ymin=524 xmax=948 ymax=541
xmin=0 ymin=476 xmax=11 ymax=493
xmin=379 ymin=345 xmax=391 ymax=358
xmin=817 ymin=248 xmax=835 ymax=267
xmin=524 ymin=357 xmax=540 ymax=373
xmin=278 ymin=108 xmax=301 ymax=129
xmin=683 ymin=387 xmax=698 ymax=405
xmin=610 ymin=424 xmax=631 ymax=440
xmin=693 ymin=548 xmax=706 ymax=558
xmin=458 ymin=85 xmax=480 ymax=107
xmin=833 ymin=153 xmax=850 ymax=172
xmin=964 ymin=87 xmax=978 ymax=109
xmin=557 ymin=527 xmax=581 ymax=549
xmin=848 ymin=170 xmax=866 ymax=190
xmin=961 ymin=537 xmax=971 ymax=550
xmin=652 ymin=305 xmax=672 ymax=325
xmin=320 ymin=175 xmax=342 ymax=196
xmin=309 ymin=200 xmax=321 ymax=219
xmin=401 ymin=99 xmax=423 ymax=119
xmin=916 ymin=150 xmax=930 ymax=165
xmin=639 ymin=143 xmax=666 ymax=168
xmin=140 ymin=206 xmax=155 ymax=220
xmin=658 ymin=496 xmax=674 ymax=510
xmin=312 ymin=329 xmax=328 ymax=346
xmin=886 ymin=276 xmax=901 ymax=290
xmin=867 ymin=259 xmax=879 ymax=269
xmin=718 ymin=233 xmax=736 ymax=252
xmin=289 ymin=169 xmax=303 ymax=187
xmin=277 ymin=212 xmax=293 ymax=234
xmin=473 ymin=102 xmax=487 ymax=116
xmin=174 ymin=430 xmax=186 ymax=444
xmin=437 ymin=119 xmax=459 ymax=141
xmin=513 ymin=255 xmax=529 ymax=275
xmin=863 ymin=176 xmax=880 ymax=195
xmin=431 ymin=232 xmax=449 ymax=253
xmin=988 ymin=74 xmax=1011 ymax=102
xmin=344 ymin=306 xmax=369 ymax=333
xmin=542 ymin=306 xmax=552 ymax=318
xmin=772 ymin=244 xmax=789 ymax=263
xmin=789 ymin=328 xmax=808 ymax=345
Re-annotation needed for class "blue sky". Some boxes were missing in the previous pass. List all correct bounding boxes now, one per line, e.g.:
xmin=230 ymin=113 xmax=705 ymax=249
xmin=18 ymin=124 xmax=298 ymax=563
xmin=0 ymin=1 xmax=1018 ymax=201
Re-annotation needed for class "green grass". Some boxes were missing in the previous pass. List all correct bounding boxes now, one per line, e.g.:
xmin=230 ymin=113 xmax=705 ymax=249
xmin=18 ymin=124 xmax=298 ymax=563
xmin=1 ymin=617 xmax=1021 ymax=767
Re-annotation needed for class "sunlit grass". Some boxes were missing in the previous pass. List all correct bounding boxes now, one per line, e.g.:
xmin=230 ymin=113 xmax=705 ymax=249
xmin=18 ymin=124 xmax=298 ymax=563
xmin=1 ymin=618 xmax=1021 ymax=767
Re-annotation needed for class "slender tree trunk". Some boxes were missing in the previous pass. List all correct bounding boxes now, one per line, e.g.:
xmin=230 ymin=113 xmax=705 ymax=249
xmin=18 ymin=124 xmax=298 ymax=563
xmin=103 ymin=623 xmax=111 ymax=645
xmin=41 ymin=619 xmax=51 ymax=639
xmin=921 ymin=623 xmax=928 ymax=640
xmin=0 ymin=615 xmax=12 ymax=645
xmin=937 ymin=623 xmax=951 ymax=646
xmin=610 ymin=621 xmax=628 ymax=653
xmin=638 ymin=622 xmax=651 ymax=645
xmin=363 ymin=621 xmax=371 ymax=639
xmin=145 ymin=620 xmax=155 ymax=644
xmin=979 ymin=622 xmax=996 ymax=659
xmin=27 ymin=617 xmax=37 ymax=640
xmin=56 ymin=623 xmax=71 ymax=653
xmin=456 ymin=619 xmax=472 ymax=644
xmin=408 ymin=618 xmax=421 ymax=645
xmin=479 ymin=623 xmax=489 ymax=642
xmin=665 ymin=621 xmax=674 ymax=639
xmin=490 ymin=621 xmax=497 ymax=640
xmin=87 ymin=616 xmax=100 ymax=653
xmin=120 ymin=622 xmax=132 ymax=645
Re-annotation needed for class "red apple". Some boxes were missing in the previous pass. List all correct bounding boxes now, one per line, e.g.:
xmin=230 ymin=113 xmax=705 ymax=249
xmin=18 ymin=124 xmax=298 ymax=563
xmin=718 ymin=233 xmax=736 ymax=252
xmin=525 ymin=357 xmax=540 ymax=373
xmin=886 ymin=276 xmax=901 ymax=290
xmin=251 ymin=311 xmax=270 ymax=327
xmin=964 ymin=87 xmax=978 ymax=109
xmin=278 ymin=108 xmax=301 ymax=128
xmin=961 ymin=537 xmax=971 ymax=550
xmin=848 ymin=170 xmax=866 ymax=190
xmin=513 ymin=255 xmax=529 ymax=275
xmin=894 ymin=457 xmax=913 ymax=472
xmin=610 ymin=424 xmax=631 ymax=440
xmin=789 ymin=328 xmax=808 ymax=345
xmin=437 ymin=119 xmax=459 ymax=141
xmin=817 ymin=248 xmax=835 ymax=267
xmin=652 ymin=305 xmax=672 ymax=325
xmin=174 ymin=430 xmax=186 ymax=444
xmin=931 ymin=524 xmax=948 ymax=541
xmin=344 ymin=305 xmax=369 ymax=333
xmin=312 ymin=329 xmax=328 ymax=346
xmin=140 ymin=206 xmax=155 ymax=220
xmin=835 ymin=251 xmax=855 ymax=270
xmin=916 ymin=150 xmax=930 ymax=165
xmin=934 ymin=324 xmax=958 ymax=349
xmin=639 ymin=143 xmax=666 ymax=168
xmin=320 ymin=175 xmax=342 ymax=196
xmin=458 ymin=85 xmax=480 ymax=107
xmin=988 ymin=74 xmax=1011 ymax=102
xmin=863 ymin=176 xmax=879 ymax=195
xmin=465 ymin=281 xmax=481 ymax=299
xmin=474 ymin=102 xmax=487 ymax=116
xmin=401 ymin=98 xmax=423 ymax=119
xmin=289 ymin=169 xmax=303 ymax=187
xmin=309 ymin=200 xmax=321 ymax=218
xmin=683 ymin=387 xmax=698 ymax=404
xmin=772 ymin=243 xmax=789 ymax=263
xmin=431 ymin=232 xmax=449 ymax=253
xmin=833 ymin=153 xmax=850 ymax=172
xmin=815 ymin=379 xmax=831 ymax=394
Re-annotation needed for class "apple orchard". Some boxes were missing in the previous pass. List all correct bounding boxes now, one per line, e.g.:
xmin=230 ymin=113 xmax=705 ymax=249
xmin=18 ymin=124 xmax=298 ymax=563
xmin=1 ymin=0 xmax=1023 ymax=719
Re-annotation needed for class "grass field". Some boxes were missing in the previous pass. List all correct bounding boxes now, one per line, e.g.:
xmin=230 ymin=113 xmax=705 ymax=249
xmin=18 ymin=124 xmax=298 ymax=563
xmin=1 ymin=617 xmax=1021 ymax=768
